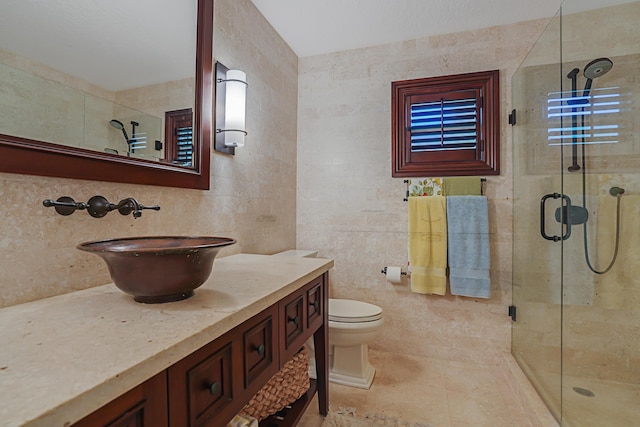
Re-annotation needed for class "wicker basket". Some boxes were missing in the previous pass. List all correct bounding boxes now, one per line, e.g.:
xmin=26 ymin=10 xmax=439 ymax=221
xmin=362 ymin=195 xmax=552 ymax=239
xmin=239 ymin=347 xmax=310 ymax=421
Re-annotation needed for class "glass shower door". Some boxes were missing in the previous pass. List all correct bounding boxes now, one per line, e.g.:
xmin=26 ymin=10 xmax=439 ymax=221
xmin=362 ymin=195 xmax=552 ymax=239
xmin=511 ymin=8 xmax=564 ymax=421
xmin=558 ymin=1 xmax=640 ymax=425
xmin=512 ymin=1 xmax=640 ymax=426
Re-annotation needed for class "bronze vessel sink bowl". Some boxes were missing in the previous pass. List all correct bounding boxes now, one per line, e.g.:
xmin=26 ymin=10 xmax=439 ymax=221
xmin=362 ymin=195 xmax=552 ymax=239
xmin=77 ymin=236 xmax=236 ymax=303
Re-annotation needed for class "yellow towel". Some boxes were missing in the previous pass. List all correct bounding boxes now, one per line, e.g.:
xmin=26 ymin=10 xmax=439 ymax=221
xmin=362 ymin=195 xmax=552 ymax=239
xmin=443 ymin=177 xmax=482 ymax=196
xmin=408 ymin=196 xmax=447 ymax=295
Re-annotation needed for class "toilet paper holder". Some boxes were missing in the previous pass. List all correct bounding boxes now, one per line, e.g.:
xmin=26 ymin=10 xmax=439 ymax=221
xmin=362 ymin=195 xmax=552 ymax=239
xmin=380 ymin=267 xmax=407 ymax=276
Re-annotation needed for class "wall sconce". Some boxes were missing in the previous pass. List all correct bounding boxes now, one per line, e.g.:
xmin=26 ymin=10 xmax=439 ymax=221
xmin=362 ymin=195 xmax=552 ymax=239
xmin=215 ymin=62 xmax=248 ymax=155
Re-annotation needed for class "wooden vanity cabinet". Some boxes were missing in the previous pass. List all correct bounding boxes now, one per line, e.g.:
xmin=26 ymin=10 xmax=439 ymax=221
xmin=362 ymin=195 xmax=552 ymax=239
xmin=73 ymin=371 xmax=168 ymax=427
xmin=72 ymin=273 xmax=328 ymax=427
xmin=168 ymin=304 xmax=280 ymax=427
xmin=279 ymin=275 xmax=324 ymax=362
xmin=262 ymin=274 xmax=328 ymax=427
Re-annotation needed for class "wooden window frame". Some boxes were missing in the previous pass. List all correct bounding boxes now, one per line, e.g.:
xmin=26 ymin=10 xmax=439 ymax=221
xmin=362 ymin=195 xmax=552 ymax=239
xmin=391 ymin=70 xmax=500 ymax=177
xmin=165 ymin=108 xmax=194 ymax=167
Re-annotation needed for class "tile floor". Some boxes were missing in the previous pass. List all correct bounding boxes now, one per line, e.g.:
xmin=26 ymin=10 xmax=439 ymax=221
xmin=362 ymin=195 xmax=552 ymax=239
xmin=298 ymin=349 xmax=559 ymax=427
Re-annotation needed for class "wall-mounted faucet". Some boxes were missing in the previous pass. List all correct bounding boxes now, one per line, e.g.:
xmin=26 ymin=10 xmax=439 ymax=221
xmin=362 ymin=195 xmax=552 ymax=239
xmin=43 ymin=196 xmax=160 ymax=219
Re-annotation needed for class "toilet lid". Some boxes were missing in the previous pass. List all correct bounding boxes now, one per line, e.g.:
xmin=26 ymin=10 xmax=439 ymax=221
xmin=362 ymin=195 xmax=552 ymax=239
xmin=329 ymin=299 xmax=383 ymax=323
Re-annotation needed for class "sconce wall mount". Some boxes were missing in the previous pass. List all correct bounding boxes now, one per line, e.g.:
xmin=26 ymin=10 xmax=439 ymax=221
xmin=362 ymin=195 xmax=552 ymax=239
xmin=215 ymin=62 xmax=248 ymax=155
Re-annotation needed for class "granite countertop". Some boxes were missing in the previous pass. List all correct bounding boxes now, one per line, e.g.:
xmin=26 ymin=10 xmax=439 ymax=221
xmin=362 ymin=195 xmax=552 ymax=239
xmin=0 ymin=253 xmax=333 ymax=427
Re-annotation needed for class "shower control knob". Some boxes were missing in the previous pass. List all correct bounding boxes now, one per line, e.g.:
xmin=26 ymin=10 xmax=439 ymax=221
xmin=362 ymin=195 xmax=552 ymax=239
xmin=609 ymin=187 xmax=625 ymax=197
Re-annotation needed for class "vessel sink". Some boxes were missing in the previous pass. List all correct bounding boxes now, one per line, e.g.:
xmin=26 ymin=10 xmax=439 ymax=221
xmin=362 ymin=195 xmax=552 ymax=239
xmin=77 ymin=236 xmax=236 ymax=303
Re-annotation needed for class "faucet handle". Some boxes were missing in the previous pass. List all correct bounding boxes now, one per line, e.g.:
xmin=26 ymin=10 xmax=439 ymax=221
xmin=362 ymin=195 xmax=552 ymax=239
xmin=43 ymin=196 xmax=87 ymax=216
xmin=117 ymin=199 xmax=160 ymax=218
xmin=133 ymin=204 xmax=161 ymax=219
xmin=139 ymin=204 xmax=161 ymax=211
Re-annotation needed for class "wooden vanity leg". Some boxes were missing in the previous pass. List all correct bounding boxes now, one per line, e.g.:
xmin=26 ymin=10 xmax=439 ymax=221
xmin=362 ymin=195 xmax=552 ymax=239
xmin=313 ymin=324 xmax=329 ymax=416
xmin=313 ymin=273 xmax=329 ymax=416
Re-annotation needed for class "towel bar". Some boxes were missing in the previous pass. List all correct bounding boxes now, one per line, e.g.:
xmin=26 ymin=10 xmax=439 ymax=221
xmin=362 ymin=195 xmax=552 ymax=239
xmin=402 ymin=178 xmax=486 ymax=200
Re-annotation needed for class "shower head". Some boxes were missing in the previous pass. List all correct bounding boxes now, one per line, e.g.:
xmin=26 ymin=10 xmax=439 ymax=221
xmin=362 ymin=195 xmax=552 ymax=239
xmin=109 ymin=119 xmax=129 ymax=143
xmin=582 ymin=58 xmax=613 ymax=98
xmin=583 ymin=58 xmax=613 ymax=80
xmin=109 ymin=119 xmax=124 ymax=130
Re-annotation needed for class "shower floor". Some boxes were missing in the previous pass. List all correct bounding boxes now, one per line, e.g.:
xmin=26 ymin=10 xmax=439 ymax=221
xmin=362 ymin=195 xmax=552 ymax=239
xmin=554 ymin=373 xmax=639 ymax=427
xmin=515 ymin=354 xmax=640 ymax=427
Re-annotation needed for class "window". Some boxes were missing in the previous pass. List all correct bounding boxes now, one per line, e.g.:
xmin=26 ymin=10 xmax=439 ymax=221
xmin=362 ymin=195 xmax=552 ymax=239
xmin=546 ymin=86 xmax=621 ymax=146
xmin=165 ymin=109 xmax=194 ymax=167
xmin=391 ymin=70 xmax=500 ymax=177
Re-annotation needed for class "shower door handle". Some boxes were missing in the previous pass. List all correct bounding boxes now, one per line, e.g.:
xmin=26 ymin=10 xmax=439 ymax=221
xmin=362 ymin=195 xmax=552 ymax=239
xmin=540 ymin=193 xmax=571 ymax=241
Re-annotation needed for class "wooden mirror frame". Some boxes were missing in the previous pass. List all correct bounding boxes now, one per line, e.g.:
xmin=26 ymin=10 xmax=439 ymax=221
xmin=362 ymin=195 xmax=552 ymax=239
xmin=0 ymin=0 xmax=213 ymax=190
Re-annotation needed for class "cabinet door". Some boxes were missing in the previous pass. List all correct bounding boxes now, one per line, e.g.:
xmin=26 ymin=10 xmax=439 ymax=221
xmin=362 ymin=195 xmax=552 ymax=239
xmin=186 ymin=343 xmax=234 ymax=426
xmin=306 ymin=276 xmax=324 ymax=332
xmin=168 ymin=306 xmax=279 ymax=427
xmin=283 ymin=294 xmax=305 ymax=348
xmin=168 ymin=336 xmax=238 ymax=427
xmin=72 ymin=371 xmax=168 ymax=427
xmin=241 ymin=305 xmax=279 ymax=393
xmin=279 ymin=278 xmax=325 ymax=363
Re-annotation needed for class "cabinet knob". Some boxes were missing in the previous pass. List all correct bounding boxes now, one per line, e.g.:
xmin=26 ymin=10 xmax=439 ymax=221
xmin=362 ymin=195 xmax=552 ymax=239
xmin=288 ymin=316 xmax=300 ymax=328
xmin=256 ymin=344 xmax=265 ymax=356
xmin=209 ymin=381 xmax=220 ymax=395
xmin=309 ymin=300 xmax=319 ymax=312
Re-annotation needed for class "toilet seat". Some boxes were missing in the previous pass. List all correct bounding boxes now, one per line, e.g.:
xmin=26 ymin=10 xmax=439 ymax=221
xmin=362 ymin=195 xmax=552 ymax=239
xmin=329 ymin=299 xmax=383 ymax=323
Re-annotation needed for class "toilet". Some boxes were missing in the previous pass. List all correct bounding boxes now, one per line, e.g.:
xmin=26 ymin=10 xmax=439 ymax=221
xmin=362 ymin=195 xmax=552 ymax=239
xmin=327 ymin=298 xmax=383 ymax=389
xmin=272 ymin=250 xmax=384 ymax=389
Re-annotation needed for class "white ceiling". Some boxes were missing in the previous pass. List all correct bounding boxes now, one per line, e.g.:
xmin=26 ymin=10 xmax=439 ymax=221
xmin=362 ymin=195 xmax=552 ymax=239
xmin=250 ymin=0 xmax=562 ymax=57
xmin=0 ymin=0 xmax=635 ymax=91
xmin=250 ymin=0 xmax=633 ymax=58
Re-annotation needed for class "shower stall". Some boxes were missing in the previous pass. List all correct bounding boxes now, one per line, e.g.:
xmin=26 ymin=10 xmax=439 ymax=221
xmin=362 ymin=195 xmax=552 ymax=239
xmin=511 ymin=1 xmax=640 ymax=426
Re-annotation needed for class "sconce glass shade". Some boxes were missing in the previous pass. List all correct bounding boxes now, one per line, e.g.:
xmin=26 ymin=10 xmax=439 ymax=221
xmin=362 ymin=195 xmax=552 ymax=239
xmin=223 ymin=69 xmax=247 ymax=148
xmin=215 ymin=62 xmax=248 ymax=155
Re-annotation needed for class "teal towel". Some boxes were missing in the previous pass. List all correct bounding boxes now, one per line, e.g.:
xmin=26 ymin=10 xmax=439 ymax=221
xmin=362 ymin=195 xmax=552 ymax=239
xmin=446 ymin=196 xmax=491 ymax=298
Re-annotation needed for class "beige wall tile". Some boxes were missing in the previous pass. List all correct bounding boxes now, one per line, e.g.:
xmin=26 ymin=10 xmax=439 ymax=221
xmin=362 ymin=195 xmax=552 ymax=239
xmin=297 ymin=19 xmax=549 ymax=362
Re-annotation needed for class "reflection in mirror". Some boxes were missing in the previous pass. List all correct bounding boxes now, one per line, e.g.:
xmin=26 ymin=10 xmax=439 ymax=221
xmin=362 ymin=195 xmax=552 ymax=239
xmin=0 ymin=0 xmax=212 ymax=189
xmin=165 ymin=109 xmax=195 ymax=167
xmin=0 ymin=63 xmax=165 ymax=161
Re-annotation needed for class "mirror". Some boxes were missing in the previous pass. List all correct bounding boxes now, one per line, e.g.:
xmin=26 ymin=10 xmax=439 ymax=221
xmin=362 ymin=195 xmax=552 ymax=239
xmin=0 ymin=0 xmax=212 ymax=190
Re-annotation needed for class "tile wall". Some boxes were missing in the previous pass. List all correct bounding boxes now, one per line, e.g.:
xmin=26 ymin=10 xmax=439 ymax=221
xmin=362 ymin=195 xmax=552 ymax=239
xmin=297 ymin=18 xmax=550 ymax=364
